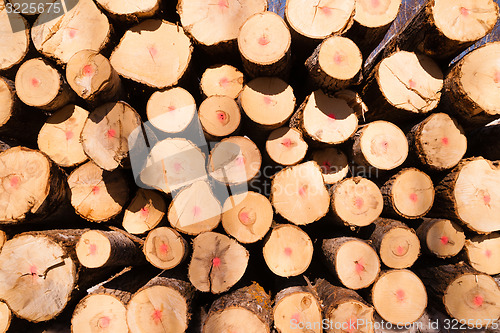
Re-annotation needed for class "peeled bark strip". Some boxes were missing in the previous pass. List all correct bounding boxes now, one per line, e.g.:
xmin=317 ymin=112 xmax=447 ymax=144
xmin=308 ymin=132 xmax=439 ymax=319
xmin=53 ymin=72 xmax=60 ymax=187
xmin=127 ymin=276 xmax=195 ymax=333
xmin=263 ymin=224 xmax=314 ymax=277
xmin=433 ymin=157 xmax=500 ymax=234
xmin=330 ymin=177 xmax=384 ymax=228
xmin=305 ymin=36 xmax=362 ymax=92
xmin=322 ymin=237 xmax=380 ymax=290
xmin=416 ymin=218 xmax=465 ymax=258
xmin=147 ymin=87 xmax=196 ymax=134
xmin=468 ymin=124 xmax=500 ymax=161
xmin=238 ymin=12 xmax=291 ymax=78
xmin=32 ymin=0 xmax=112 ymax=64
xmin=370 ymin=218 xmax=420 ymax=269
xmin=381 ymin=168 xmax=435 ymax=219
xmin=15 ymin=58 xmax=74 ymax=111
xmin=68 ymin=161 xmax=129 ymax=222
xmin=199 ymin=95 xmax=241 ymax=139
xmin=271 ymin=161 xmax=330 ymax=225
xmin=266 ymin=127 xmax=308 ymax=166
xmin=285 ymin=0 xmax=355 ymax=40
xmin=66 ymin=50 xmax=123 ymax=105
xmin=143 ymin=227 xmax=188 ymax=270
xmin=239 ymin=77 xmax=296 ymax=130
xmin=0 ymin=147 xmax=68 ymax=224
xmin=351 ymin=121 xmax=408 ymax=171
xmin=273 ymin=286 xmax=322 ymax=333
xmin=311 ymin=148 xmax=349 ymax=185
xmin=0 ymin=7 xmax=29 ymax=73
xmin=37 ymin=104 xmax=89 ymax=168
xmin=0 ymin=301 xmax=10 ymax=333
xmin=81 ymin=101 xmax=142 ymax=171
xmin=203 ymin=283 xmax=272 ymax=333
xmin=95 ymin=0 xmax=160 ymax=21
xmin=314 ymin=279 xmax=374 ymax=333
xmin=371 ymin=269 xmax=427 ymax=324
xmin=464 ymin=233 xmax=500 ymax=275
xmin=110 ymin=20 xmax=192 ymax=89
xmin=188 ymin=232 xmax=249 ymax=294
xmin=221 ymin=191 xmax=273 ymax=244
xmin=200 ymin=65 xmax=244 ymax=99
xmin=122 ymin=189 xmax=166 ymax=235
xmin=442 ymin=42 xmax=500 ymax=129
xmin=361 ymin=51 xmax=443 ymax=122
xmin=418 ymin=262 xmax=500 ymax=326
xmin=290 ymin=90 xmax=358 ymax=145
xmin=407 ymin=112 xmax=467 ymax=171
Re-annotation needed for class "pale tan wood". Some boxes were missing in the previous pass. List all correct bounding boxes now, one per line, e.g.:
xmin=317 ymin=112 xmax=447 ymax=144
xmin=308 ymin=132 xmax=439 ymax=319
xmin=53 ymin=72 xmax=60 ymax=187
xmin=147 ymin=87 xmax=196 ymax=134
xmin=143 ymin=227 xmax=188 ymax=270
xmin=266 ymin=127 xmax=308 ymax=166
xmin=95 ymin=0 xmax=160 ymax=21
xmin=465 ymin=233 xmax=500 ymax=275
xmin=0 ymin=230 xmax=5 ymax=252
xmin=0 ymin=5 xmax=29 ymax=72
xmin=273 ymin=286 xmax=322 ymax=333
xmin=311 ymin=148 xmax=349 ymax=184
xmin=72 ymin=293 xmax=128 ymax=333
xmin=0 ymin=77 xmax=15 ymax=129
xmin=200 ymin=65 xmax=244 ymax=99
xmin=416 ymin=218 xmax=465 ymax=258
xmin=122 ymin=189 xmax=166 ymax=235
xmin=199 ymin=95 xmax=241 ymax=139
xmin=0 ymin=301 xmax=10 ymax=333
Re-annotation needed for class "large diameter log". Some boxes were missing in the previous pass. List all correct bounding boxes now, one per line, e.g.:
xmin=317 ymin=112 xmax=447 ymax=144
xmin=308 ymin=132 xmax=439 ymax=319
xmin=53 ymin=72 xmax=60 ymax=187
xmin=468 ymin=123 xmax=500 ymax=161
xmin=371 ymin=269 xmax=427 ymax=324
xmin=361 ymin=51 xmax=443 ymax=122
xmin=266 ymin=127 xmax=308 ymax=166
xmin=110 ymin=20 xmax=192 ymax=89
xmin=122 ymin=189 xmax=166 ymax=235
xmin=322 ymin=237 xmax=380 ymax=290
xmin=188 ymin=232 xmax=249 ymax=294
xmin=442 ymin=42 xmax=500 ymax=129
xmin=0 ymin=6 xmax=29 ymax=73
xmin=200 ymin=64 xmax=244 ymax=99
xmin=203 ymin=283 xmax=272 ymax=333
xmin=199 ymin=95 xmax=241 ymax=139
xmin=95 ymin=0 xmax=160 ymax=21
xmin=273 ymin=286 xmax=322 ymax=333
xmin=464 ymin=233 xmax=500 ymax=275
xmin=0 ymin=147 xmax=68 ymax=224
xmin=407 ymin=112 xmax=467 ymax=171
xmin=263 ymin=224 xmax=313 ymax=277
xmin=147 ymin=87 xmax=196 ymax=134
xmin=311 ymin=148 xmax=349 ymax=185
xmin=68 ymin=161 xmax=129 ymax=222
xmin=416 ymin=218 xmax=465 ymax=258
xmin=143 ymin=227 xmax=188 ymax=270
xmin=0 ymin=301 xmax=10 ymax=333
xmin=271 ymin=161 xmax=330 ymax=225
xmin=432 ymin=157 xmax=500 ymax=234
xmin=31 ymin=0 xmax=112 ymax=64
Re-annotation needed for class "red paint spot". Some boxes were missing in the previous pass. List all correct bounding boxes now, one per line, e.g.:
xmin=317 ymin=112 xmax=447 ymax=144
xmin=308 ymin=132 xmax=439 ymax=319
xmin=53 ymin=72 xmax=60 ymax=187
xmin=98 ymin=316 xmax=110 ymax=328
xmin=30 ymin=265 xmax=37 ymax=275
xmin=281 ymin=138 xmax=292 ymax=148
xmin=140 ymin=207 xmax=149 ymax=217
xmin=322 ymin=161 xmax=331 ymax=172
xmin=192 ymin=205 xmax=201 ymax=217
xmin=159 ymin=243 xmax=169 ymax=254
xmin=298 ymin=186 xmax=307 ymax=197
xmin=31 ymin=78 xmax=40 ymax=87
xmin=327 ymin=113 xmax=336 ymax=120
xmin=219 ymin=77 xmax=229 ymax=88
xmin=494 ymin=71 xmax=500 ymax=84
xmin=484 ymin=194 xmax=491 ymax=205
xmin=485 ymin=249 xmax=492 ymax=258
xmin=354 ymin=197 xmax=364 ymax=209
xmin=473 ymin=295 xmax=484 ymax=307
xmin=168 ymin=105 xmax=176 ymax=112
xmin=381 ymin=141 xmax=389 ymax=151
xmin=319 ymin=6 xmax=332 ymax=15
xmin=371 ymin=0 xmax=380 ymax=7
xmin=408 ymin=79 xmax=416 ymax=88
xmin=410 ymin=193 xmax=418 ymax=203
xmin=82 ymin=64 xmax=93 ymax=76
xmin=441 ymin=137 xmax=449 ymax=145
xmin=258 ymin=35 xmax=270 ymax=46
xmin=440 ymin=236 xmax=449 ymax=245
xmin=333 ymin=52 xmax=345 ymax=65
xmin=148 ymin=46 xmax=158 ymax=58
xmin=264 ymin=96 xmax=273 ymax=105
xmin=346 ymin=316 xmax=358 ymax=333
xmin=396 ymin=289 xmax=405 ymax=302
xmin=396 ymin=245 xmax=405 ymax=256
xmin=284 ymin=247 xmax=292 ymax=256
xmin=216 ymin=111 xmax=226 ymax=122
xmin=89 ymin=243 xmax=97 ymax=255
xmin=173 ymin=162 xmax=183 ymax=173
xmin=69 ymin=29 xmax=77 ymax=38
xmin=65 ymin=131 xmax=73 ymax=140
xmin=239 ymin=211 xmax=250 ymax=224
xmin=291 ymin=312 xmax=300 ymax=322
xmin=212 ymin=257 xmax=221 ymax=267
xmin=235 ymin=156 xmax=245 ymax=166
xmin=218 ymin=0 xmax=228 ymax=8
xmin=152 ymin=309 xmax=162 ymax=324
xmin=107 ymin=129 xmax=116 ymax=138
xmin=354 ymin=259 xmax=365 ymax=275
xmin=460 ymin=7 xmax=470 ymax=17
xmin=92 ymin=186 xmax=100 ymax=195
xmin=10 ymin=176 xmax=20 ymax=189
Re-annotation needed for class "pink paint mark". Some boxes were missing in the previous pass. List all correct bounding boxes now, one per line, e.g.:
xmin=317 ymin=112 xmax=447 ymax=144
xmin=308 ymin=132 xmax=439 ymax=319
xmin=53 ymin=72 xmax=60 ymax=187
xmin=291 ymin=312 xmax=300 ymax=323
xmin=173 ymin=162 xmax=183 ymax=173
xmin=82 ymin=64 xmax=93 ymax=76
xmin=258 ymin=35 xmax=270 ymax=46
xmin=322 ymin=161 xmax=331 ymax=172
xmin=396 ymin=289 xmax=405 ymax=302
xmin=354 ymin=258 xmax=365 ymax=275
xmin=371 ymin=0 xmax=380 ymax=7
xmin=152 ymin=309 xmax=162 ymax=324
xmin=89 ymin=243 xmax=97 ymax=255
xmin=281 ymin=138 xmax=292 ymax=148
xmin=264 ymin=96 xmax=273 ymax=105
xmin=107 ymin=129 xmax=116 ymax=138
xmin=159 ymin=243 xmax=169 ymax=254
xmin=98 ymin=316 xmax=110 ymax=329
xmin=219 ymin=77 xmax=229 ymax=88
xmin=31 ymin=78 xmax=40 ymax=87
xmin=235 ymin=156 xmax=245 ymax=166
xmin=354 ymin=197 xmax=364 ymax=209
xmin=168 ymin=105 xmax=176 ymax=112
xmin=441 ymin=137 xmax=449 ymax=146
xmin=30 ymin=265 xmax=38 ymax=282
xmin=485 ymin=249 xmax=492 ymax=258
xmin=148 ymin=46 xmax=158 ymax=58
xmin=218 ymin=0 xmax=229 ymax=8
xmin=408 ymin=79 xmax=416 ymax=89
xmin=473 ymin=295 xmax=484 ymax=307
xmin=298 ymin=186 xmax=307 ymax=197
xmin=10 ymin=176 xmax=20 ymax=189
xmin=65 ymin=131 xmax=73 ymax=140
xmin=328 ymin=113 xmax=336 ymax=120
xmin=346 ymin=316 xmax=358 ymax=333
xmin=494 ymin=71 xmax=500 ymax=84
xmin=212 ymin=257 xmax=221 ymax=267
xmin=192 ymin=205 xmax=201 ymax=217
xmin=284 ymin=247 xmax=293 ymax=256
xmin=484 ymin=194 xmax=491 ymax=205
xmin=68 ymin=29 xmax=77 ymax=38
xmin=140 ymin=207 xmax=149 ymax=217
xmin=381 ymin=140 xmax=389 ymax=151
xmin=92 ymin=186 xmax=100 ymax=195
xmin=460 ymin=7 xmax=470 ymax=17
xmin=216 ymin=111 xmax=227 ymax=123
xmin=239 ymin=211 xmax=249 ymax=223
xmin=396 ymin=245 xmax=406 ymax=256
xmin=440 ymin=236 xmax=449 ymax=245
xmin=410 ymin=193 xmax=418 ymax=203
xmin=333 ymin=52 xmax=345 ymax=65
xmin=319 ymin=6 xmax=332 ymax=15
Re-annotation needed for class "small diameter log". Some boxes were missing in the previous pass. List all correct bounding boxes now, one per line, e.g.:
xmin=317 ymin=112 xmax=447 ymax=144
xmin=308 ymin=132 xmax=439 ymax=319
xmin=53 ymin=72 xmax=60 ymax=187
xmin=0 ymin=6 xmax=29 ymax=73
xmin=311 ymin=148 xmax=349 ymax=185
xmin=32 ymin=0 xmax=112 ymax=64
xmin=416 ymin=218 xmax=465 ymax=259
xmin=143 ymin=227 xmax=188 ymax=270
xmin=371 ymin=269 xmax=427 ymax=324
xmin=361 ymin=51 xmax=443 ymax=122
xmin=433 ymin=157 xmax=500 ymax=234
xmin=239 ymin=77 xmax=296 ymax=130
xmin=464 ymin=233 xmax=500 ymax=275
xmin=314 ymin=279 xmax=374 ymax=333
xmin=200 ymin=65 xmax=244 ymax=99
xmin=168 ymin=180 xmax=221 ymax=236
xmin=199 ymin=95 xmax=241 ymax=139
xmin=127 ymin=276 xmax=195 ymax=333
xmin=266 ymin=127 xmax=308 ymax=166
xmin=273 ymin=286 xmax=322 ymax=333
xmin=370 ymin=218 xmax=420 ymax=269
xmin=178 ymin=0 xmax=267 ymax=50
xmin=305 ymin=36 xmax=362 ymax=92
xmin=37 ymin=104 xmax=89 ymax=168
xmin=263 ymin=224 xmax=314 ymax=277
xmin=15 ymin=58 xmax=74 ymax=111
xmin=271 ymin=161 xmax=330 ymax=225
xmin=122 ymin=189 xmax=166 ymax=235
xmin=468 ymin=123 xmax=500 ymax=161
xmin=418 ymin=262 xmax=500 ymax=326
xmin=290 ymin=90 xmax=358 ymax=145
xmin=208 ymin=136 xmax=261 ymax=185
xmin=203 ymin=283 xmax=272 ymax=333
xmin=188 ymin=231 xmax=249 ymax=294
xmin=351 ymin=121 xmax=408 ymax=171
xmin=68 ymin=161 xmax=129 ymax=222
xmin=110 ymin=20 xmax=192 ymax=89
xmin=381 ymin=168 xmax=435 ymax=219
xmin=238 ymin=12 xmax=291 ymax=78
xmin=322 ymin=237 xmax=380 ymax=290
xmin=81 ymin=101 xmax=142 ymax=171
xmin=221 ymin=191 xmax=273 ymax=244
xmin=0 ymin=147 xmax=68 ymax=224
xmin=442 ymin=42 xmax=500 ymax=129
xmin=285 ymin=0 xmax=355 ymax=40
xmin=95 ymin=0 xmax=160 ymax=21
xmin=330 ymin=177 xmax=384 ymax=228
xmin=66 ymin=50 xmax=123 ymax=105
xmin=147 ymin=87 xmax=196 ymax=134
xmin=407 ymin=112 xmax=467 ymax=171
xmin=0 ymin=301 xmax=10 ymax=333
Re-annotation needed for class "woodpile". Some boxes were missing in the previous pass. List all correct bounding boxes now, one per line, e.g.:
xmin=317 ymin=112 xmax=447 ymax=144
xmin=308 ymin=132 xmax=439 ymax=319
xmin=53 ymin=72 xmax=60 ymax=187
xmin=1 ymin=0 xmax=500 ymax=332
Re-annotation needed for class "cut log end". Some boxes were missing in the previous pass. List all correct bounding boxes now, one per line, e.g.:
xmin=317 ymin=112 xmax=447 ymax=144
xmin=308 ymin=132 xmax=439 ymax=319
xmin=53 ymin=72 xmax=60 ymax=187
xmin=273 ymin=290 xmax=322 ymax=333
xmin=465 ymin=233 xmax=500 ymax=275
xmin=76 ymin=230 xmax=114 ymax=268
xmin=200 ymin=65 xmax=244 ymax=99
xmin=199 ymin=95 xmax=241 ymax=138
xmin=95 ymin=0 xmax=160 ymax=19
xmin=71 ymin=294 xmax=128 ymax=333
xmin=311 ymin=148 xmax=349 ymax=184
xmin=266 ymin=127 xmax=308 ymax=166
xmin=144 ymin=227 xmax=187 ymax=270
xmin=354 ymin=0 xmax=401 ymax=28
xmin=0 ymin=301 xmax=11 ymax=333
xmin=147 ymin=87 xmax=196 ymax=134
xmin=417 ymin=219 xmax=465 ymax=258
xmin=123 ymin=189 xmax=166 ymax=235
xmin=0 ymin=8 xmax=29 ymax=71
